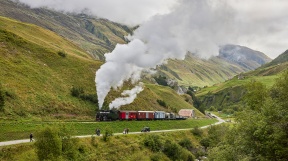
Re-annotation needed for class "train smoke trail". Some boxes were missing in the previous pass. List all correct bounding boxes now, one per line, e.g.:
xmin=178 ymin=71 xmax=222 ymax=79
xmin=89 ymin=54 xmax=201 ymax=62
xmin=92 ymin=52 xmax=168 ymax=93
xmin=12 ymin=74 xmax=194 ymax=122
xmin=95 ymin=0 xmax=234 ymax=109
xmin=95 ymin=0 xmax=236 ymax=109
xmin=96 ymin=0 xmax=288 ymax=108
xmin=109 ymin=83 xmax=144 ymax=109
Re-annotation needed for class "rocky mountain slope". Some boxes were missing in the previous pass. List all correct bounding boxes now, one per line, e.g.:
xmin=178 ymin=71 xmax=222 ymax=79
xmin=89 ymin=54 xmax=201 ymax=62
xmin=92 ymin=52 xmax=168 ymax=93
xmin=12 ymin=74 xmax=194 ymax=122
xmin=0 ymin=0 xmax=273 ymax=88
xmin=196 ymin=49 xmax=288 ymax=114
xmin=0 ymin=0 xmax=132 ymax=60
xmin=219 ymin=44 xmax=271 ymax=70
xmin=158 ymin=44 xmax=271 ymax=87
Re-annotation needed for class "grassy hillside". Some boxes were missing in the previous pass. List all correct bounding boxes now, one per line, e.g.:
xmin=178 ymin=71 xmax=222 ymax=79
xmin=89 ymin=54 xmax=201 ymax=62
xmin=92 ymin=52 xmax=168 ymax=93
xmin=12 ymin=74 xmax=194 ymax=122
xmin=0 ymin=0 xmax=132 ymax=60
xmin=104 ymin=83 xmax=204 ymax=117
xmin=196 ymin=61 xmax=288 ymax=114
xmin=0 ymin=17 xmax=204 ymax=120
xmin=158 ymin=53 xmax=247 ymax=87
xmin=0 ymin=17 xmax=102 ymax=120
xmin=262 ymin=49 xmax=288 ymax=68
xmin=0 ymin=0 xmax=271 ymax=89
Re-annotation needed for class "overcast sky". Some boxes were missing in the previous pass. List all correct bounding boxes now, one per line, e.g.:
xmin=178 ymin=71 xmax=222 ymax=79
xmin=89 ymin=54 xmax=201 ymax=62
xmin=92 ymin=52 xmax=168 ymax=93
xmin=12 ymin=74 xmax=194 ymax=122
xmin=17 ymin=0 xmax=288 ymax=58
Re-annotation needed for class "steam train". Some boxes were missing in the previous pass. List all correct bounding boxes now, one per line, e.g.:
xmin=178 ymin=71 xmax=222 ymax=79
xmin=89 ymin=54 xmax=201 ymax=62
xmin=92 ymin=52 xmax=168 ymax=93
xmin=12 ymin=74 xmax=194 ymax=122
xmin=96 ymin=110 xmax=186 ymax=121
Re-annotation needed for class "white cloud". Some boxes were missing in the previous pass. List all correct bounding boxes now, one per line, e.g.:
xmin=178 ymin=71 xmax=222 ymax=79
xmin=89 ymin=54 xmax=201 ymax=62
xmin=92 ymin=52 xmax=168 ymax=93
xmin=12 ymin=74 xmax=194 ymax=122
xmin=16 ymin=0 xmax=178 ymax=26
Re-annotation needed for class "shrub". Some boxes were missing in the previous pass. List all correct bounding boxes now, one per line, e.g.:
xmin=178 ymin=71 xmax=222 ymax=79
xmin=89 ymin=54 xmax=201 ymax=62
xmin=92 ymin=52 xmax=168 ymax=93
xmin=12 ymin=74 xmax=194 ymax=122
xmin=35 ymin=125 xmax=82 ymax=161
xmin=154 ymin=75 xmax=168 ymax=86
xmin=58 ymin=51 xmax=67 ymax=57
xmin=179 ymin=138 xmax=194 ymax=150
xmin=163 ymin=140 xmax=194 ymax=161
xmin=157 ymin=99 xmax=167 ymax=108
xmin=80 ymin=94 xmax=98 ymax=104
xmin=200 ymin=137 xmax=210 ymax=149
xmin=191 ymin=126 xmax=203 ymax=137
xmin=71 ymin=86 xmax=84 ymax=97
xmin=59 ymin=126 xmax=80 ymax=160
xmin=143 ymin=134 xmax=163 ymax=152
xmin=91 ymin=135 xmax=98 ymax=147
xmin=35 ymin=126 xmax=62 ymax=161
xmin=102 ymin=127 xmax=113 ymax=142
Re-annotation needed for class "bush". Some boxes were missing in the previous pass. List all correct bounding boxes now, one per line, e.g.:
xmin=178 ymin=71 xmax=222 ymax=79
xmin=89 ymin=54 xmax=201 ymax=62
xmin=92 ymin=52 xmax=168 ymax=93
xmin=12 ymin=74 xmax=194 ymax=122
xmin=191 ymin=126 xmax=203 ymax=137
xmin=91 ymin=135 xmax=98 ymax=147
xmin=179 ymin=138 xmax=194 ymax=150
xmin=154 ymin=75 xmax=168 ymax=86
xmin=143 ymin=134 xmax=163 ymax=152
xmin=58 ymin=51 xmax=67 ymax=57
xmin=35 ymin=125 xmax=82 ymax=161
xmin=59 ymin=125 xmax=80 ymax=160
xmin=80 ymin=94 xmax=98 ymax=104
xmin=157 ymin=99 xmax=167 ymax=108
xmin=35 ymin=126 xmax=62 ymax=161
xmin=200 ymin=137 xmax=210 ymax=149
xmin=163 ymin=140 xmax=194 ymax=161
xmin=70 ymin=86 xmax=84 ymax=97
xmin=102 ymin=127 xmax=113 ymax=142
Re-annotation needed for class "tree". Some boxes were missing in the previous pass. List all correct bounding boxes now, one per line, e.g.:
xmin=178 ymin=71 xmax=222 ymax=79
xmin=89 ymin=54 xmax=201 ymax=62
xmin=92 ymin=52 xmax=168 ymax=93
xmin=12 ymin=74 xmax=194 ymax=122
xmin=208 ymin=71 xmax=288 ymax=160
xmin=35 ymin=126 xmax=62 ymax=161
xmin=244 ymin=80 xmax=268 ymax=111
xmin=35 ymin=125 xmax=81 ymax=161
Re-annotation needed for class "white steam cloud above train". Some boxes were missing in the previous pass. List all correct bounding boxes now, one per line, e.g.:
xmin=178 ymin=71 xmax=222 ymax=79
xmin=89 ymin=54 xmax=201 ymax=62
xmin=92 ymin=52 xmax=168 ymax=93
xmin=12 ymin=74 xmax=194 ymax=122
xmin=15 ymin=0 xmax=288 ymax=108
xmin=96 ymin=0 xmax=237 ymax=109
xmin=96 ymin=0 xmax=288 ymax=109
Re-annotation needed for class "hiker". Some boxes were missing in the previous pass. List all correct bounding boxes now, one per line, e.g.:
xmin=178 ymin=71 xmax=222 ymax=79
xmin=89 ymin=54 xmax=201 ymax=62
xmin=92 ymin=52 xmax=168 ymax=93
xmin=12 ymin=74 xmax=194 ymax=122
xmin=123 ymin=128 xmax=126 ymax=134
xmin=126 ymin=128 xmax=129 ymax=134
xmin=30 ymin=133 xmax=33 ymax=142
xmin=96 ymin=128 xmax=100 ymax=136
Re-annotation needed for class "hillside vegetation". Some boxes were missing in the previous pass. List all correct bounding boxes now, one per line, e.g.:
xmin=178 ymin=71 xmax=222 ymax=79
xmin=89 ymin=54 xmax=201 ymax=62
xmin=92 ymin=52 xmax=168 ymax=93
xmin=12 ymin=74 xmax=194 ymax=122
xmin=0 ymin=0 xmax=273 ymax=88
xmin=0 ymin=128 xmax=213 ymax=161
xmin=196 ymin=52 xmax=288 ymax=114
xmin=0 ymin=17 xmax=203 ymax=120
xmin=160 ymin=53 xmax=246 ymax=87
xmin=0 ymin=16 xmax=102 ymax=120
xmin=0 ymin=0 xmax=132 ymax=60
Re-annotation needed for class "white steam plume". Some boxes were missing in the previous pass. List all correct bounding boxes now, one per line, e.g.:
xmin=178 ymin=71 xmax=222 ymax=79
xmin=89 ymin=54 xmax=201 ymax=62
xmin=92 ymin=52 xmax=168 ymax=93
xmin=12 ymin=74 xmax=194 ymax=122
xmin=109 ymin=83 xmax=144 ymax=109
xmin=96 ymin=0 xmax=237 ymax=108
xmin=96 ymin=0 xmax=288 ymax=108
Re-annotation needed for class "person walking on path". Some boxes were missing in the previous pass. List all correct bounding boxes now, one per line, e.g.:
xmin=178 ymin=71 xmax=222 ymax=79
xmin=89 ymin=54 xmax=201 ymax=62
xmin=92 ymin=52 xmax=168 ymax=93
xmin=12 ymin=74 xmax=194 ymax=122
xmin=96 ymin=128 xmax=100 ymax=136
xmin=123 ymin=128 xmax=126 ymax=134
xmin=30 ymin=133 xmax=33 ymax=142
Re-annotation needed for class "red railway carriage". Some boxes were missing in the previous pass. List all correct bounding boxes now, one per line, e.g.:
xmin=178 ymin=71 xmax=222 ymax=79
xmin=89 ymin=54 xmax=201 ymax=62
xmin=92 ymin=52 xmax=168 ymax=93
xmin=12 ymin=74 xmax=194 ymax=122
xmin=137 ymin=111 xmax=154 ymax=120
xmin=118 ymin=111 xmax=137 ymax=120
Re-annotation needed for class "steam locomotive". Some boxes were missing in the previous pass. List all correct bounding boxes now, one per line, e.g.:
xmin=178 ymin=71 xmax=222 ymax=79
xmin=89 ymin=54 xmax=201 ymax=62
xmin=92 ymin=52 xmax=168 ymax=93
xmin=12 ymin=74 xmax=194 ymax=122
xmin=96 ymin=110 xmax=186 ymax=121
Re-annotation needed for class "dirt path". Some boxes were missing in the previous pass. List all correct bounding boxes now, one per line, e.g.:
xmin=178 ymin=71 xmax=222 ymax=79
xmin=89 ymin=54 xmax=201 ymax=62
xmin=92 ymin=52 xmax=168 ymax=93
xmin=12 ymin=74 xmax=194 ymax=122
xmin=0 ymin=115 xmax=225 ymax=147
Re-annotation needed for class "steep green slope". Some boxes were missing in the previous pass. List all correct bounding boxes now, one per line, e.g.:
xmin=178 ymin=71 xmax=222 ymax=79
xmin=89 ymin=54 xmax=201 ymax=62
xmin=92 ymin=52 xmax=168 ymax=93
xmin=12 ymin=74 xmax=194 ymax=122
xmin=0 ymin=17 xmax=204 ymax=120
xmin=196 ymin=57 xmax=288 ymax=114
xmin=0 ymin=18 xmax=102 ymax=120
xmin=0 ymin=0 xmax=272 ymax=89
xmin=158 ymin=53 xmax=246 ymax=87
xmin=262 ymin=49 xmax=288 ymax=67
xmin=0 ymin=0 xmax=132 ymax=60
xmin=103 ymin=83 xmax=203 ymax=117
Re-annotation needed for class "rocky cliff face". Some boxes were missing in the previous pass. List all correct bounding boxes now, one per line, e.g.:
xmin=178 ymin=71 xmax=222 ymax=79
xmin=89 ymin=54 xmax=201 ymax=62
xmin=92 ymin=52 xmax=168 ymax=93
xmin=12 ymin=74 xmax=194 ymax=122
xmin=219 ymin=44 xmax=272 ymax=70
